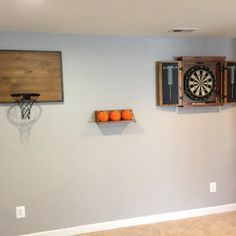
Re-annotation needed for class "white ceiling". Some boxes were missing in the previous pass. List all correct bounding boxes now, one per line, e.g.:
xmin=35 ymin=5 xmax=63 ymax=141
xmin=1 ymin=0 xmax=236 ymax=37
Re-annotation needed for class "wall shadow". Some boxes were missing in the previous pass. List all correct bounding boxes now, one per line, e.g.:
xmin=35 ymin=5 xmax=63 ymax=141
xmin=97 ymin=121 xmax=144 ymax=136
xmin=220 ymin=104 xmax=236 ymax=111
xmin=156 ymin=106 xmax=177 ymax=113
xmin=176 ymin=106 xmax=220 ymax=114
xmin=156 ymin=105 xmax=221 ymax=114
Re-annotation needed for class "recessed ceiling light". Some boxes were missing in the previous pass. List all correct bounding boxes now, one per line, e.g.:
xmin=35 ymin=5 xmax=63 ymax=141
xmin=170 ymin=28 xmax=199 ymax=33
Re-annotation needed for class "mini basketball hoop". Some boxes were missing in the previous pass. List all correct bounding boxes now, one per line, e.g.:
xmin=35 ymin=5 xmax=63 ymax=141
xmin=11 ymin=93 xmax=40 ymax=120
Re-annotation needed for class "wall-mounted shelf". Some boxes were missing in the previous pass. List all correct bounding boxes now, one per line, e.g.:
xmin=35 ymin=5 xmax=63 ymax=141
xmin=95 ymin=109 xmax=136 ymax=124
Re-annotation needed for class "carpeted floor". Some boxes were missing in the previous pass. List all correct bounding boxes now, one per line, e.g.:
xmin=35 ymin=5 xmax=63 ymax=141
xmin=77 ymin=211 xmax=236 ymax=236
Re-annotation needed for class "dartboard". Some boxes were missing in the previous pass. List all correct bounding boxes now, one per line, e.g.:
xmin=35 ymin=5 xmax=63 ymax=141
xmin=184 ymin=65 xmax=216 ymax=101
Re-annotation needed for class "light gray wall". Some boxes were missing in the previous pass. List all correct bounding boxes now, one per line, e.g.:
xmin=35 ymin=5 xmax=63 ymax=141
xmin=0 ymin=32 xmax=236 ymax=236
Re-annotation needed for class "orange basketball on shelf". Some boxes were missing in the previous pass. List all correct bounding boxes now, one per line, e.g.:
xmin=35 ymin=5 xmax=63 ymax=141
xmin=109 ymin=110 xmax=121 ymax=121
xmin=121 ymin=110 xmax=133 ymax=120
xmin=97 ymin=111 xmax=109 ymax=122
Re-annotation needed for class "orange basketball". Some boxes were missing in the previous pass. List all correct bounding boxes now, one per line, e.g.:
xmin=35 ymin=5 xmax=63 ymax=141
xmin=97 ymin=111 xmax=109 ymax=122
xmin=109 ymin=110 xmax=121 ymax=121
xmin=121 ymin=110 xmax=133 ymax=120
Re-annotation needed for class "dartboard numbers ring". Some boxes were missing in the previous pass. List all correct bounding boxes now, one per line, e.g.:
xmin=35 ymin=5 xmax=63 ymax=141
xmin=184 ymin=65 xmax=216 ymax=101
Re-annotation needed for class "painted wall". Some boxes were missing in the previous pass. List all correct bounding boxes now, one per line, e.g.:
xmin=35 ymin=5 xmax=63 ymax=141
xmin=0 ymin=32 xmax=236 ymax=236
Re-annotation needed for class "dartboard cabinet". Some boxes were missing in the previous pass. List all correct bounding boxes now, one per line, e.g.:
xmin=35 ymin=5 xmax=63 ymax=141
xmin=157 ymin=56 xmax=236 ymax=107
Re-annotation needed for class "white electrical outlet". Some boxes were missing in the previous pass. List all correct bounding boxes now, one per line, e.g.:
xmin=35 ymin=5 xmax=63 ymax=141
xmin=16 ymin=206 xmax=26 ymax=219
xmin=210 ymin=182 xmax=217 ymax=193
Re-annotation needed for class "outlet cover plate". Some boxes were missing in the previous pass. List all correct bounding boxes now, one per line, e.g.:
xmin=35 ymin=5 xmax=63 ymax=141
xmin=210 ymin=182 xmax=217 ymax=193
xmin=16 ymin=206 xmax=26 ymax=219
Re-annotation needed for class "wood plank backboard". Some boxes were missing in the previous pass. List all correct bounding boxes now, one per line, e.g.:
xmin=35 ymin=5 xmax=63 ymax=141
xmin=0 ymin=50 xmax=63 ymax=103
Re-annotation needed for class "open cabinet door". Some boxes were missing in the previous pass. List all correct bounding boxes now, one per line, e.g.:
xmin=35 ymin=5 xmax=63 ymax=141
xmin=224 ymin=61 xmax=236 ymax=104
xmin=157 ymin=61 xmax=183 ymax=106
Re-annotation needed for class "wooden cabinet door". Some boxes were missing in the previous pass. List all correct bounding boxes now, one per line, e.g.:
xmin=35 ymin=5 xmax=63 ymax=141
xmin=224 ymin=61 xmax=236 ymax=104
xmin=157 ymin=61 xmax=183 ymax=106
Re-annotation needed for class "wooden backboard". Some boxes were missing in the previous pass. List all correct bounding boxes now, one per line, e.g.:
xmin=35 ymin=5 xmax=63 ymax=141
xmin=0 ymin=50 xmax=63 ymax=103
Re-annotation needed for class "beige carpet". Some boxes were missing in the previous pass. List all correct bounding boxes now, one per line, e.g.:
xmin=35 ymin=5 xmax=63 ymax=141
xmin=77 ymin=211 xmax=236 ymax=236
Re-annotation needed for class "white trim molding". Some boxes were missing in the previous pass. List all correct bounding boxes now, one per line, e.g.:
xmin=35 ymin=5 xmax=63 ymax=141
xmin=18 ymin=203 xmax=236 ymax=236
xmin=18 ymin=229 xmax=66 ymax=236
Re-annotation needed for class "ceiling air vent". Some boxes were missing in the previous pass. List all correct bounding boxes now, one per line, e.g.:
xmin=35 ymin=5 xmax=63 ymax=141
xmin=170 ymin=28 xmax=199 ymax=33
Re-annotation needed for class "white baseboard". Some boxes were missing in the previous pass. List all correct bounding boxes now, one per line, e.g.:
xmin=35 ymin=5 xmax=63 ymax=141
xmin=18 ymin=203 xmax=236 ymax=236
xmin=18 ymin=229 xmax=66 ymax=236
